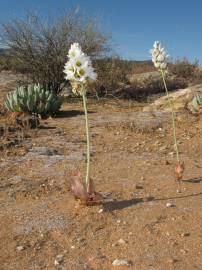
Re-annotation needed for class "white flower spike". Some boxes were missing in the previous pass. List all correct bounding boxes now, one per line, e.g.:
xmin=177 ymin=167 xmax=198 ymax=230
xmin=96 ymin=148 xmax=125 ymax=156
xmin=150 ymin=41 xmax=169 ymax=71
xmin=64 ymin=43 xmax=98 ymax=203
xmin=64 ymin=43 xmax=97 ymax=95
xmin=150 ymin=41 xmax=184 ymax=183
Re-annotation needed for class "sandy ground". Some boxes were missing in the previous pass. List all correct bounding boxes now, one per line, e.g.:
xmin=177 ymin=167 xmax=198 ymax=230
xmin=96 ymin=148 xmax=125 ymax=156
xmin=0 ymin=72 xmax=202 ymax=270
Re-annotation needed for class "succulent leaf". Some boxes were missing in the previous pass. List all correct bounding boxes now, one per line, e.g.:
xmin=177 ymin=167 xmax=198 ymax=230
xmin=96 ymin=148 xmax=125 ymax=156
xmin=4 ymin=84 xmax=61 ymax=116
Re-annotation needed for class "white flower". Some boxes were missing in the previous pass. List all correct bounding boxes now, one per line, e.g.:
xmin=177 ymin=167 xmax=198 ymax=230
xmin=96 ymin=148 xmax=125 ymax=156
xmin=64 ymin=43 xmax=97 ymax=95
xmin=150 ymin=41 xmax=169 ymax=70
xmin=68 ymin=43 xmax=83 ymax=59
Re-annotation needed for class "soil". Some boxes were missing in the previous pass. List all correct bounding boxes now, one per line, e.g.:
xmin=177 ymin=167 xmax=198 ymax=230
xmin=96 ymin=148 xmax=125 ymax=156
xmin=0 ymin=72 xmax=202 ymax=270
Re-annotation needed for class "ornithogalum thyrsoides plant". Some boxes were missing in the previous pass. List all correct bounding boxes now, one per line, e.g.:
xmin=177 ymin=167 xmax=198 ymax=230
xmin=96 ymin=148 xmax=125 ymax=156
xmin=64 ymin=43 xmax=102 ymax=205
xmin=150 ymin=41 xmax=185 ymax=184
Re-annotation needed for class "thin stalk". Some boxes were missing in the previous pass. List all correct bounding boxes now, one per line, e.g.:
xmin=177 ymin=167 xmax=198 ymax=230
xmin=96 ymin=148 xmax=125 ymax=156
xmin=82 ymin=91 xmax=90 ymax=192
xmin=160 ymin=69 xmax=180 ymax=163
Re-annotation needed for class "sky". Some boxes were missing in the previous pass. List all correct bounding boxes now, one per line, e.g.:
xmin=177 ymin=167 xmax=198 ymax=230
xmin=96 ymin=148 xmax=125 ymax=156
xmin=0 ymin=0 xmax=202 ymax=62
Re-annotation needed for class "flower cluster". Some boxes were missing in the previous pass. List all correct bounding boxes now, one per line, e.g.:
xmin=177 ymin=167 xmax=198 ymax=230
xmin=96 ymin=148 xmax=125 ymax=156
xmin=64 ymin=43 xmax=97 ymax=95
xmin=150 ymin=41 xmax=168 ymax=71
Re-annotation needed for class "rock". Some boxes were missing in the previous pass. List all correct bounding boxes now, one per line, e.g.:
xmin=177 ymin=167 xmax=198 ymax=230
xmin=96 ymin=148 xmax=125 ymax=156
xmin=28 ymin=147 xmax=57 ymax=156
xmin=98 ymin=209 xmax=104 ymax=213
xmin=16 ymin=245 xmax=24 ymax=251
xmin=135 ymin=184 xmax=144 ymax=189
xmin=166 ymin=202 xmax=175 ymax=208
xmin=112 ymin=259 xmax=132 ymax=266
xmin=181 ymin=232 xmax=190 ymax=237
xmin=117 ymin=239 xmax=126 ymax=245
xmin=112 ymin=239 xmax=127 ymax=247
xmin=144 ymin=195 xmax=155 ymax=202
xmin=167 ymin=258 xmax=178 ymax=264
xmin=54 ymin=254 xmax=64 ymax=266
xmin=143 ymin=84 xmax=202 ymax=112
xmin=128 ymin=71 xmax=161 ymax=84
xmin=16 ymin=114 xmax=40 ymax=129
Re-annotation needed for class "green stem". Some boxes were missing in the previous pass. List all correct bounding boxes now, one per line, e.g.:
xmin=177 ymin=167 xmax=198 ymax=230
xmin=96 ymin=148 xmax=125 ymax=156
xmin=82 ymin=91 xmax=90 ymax=192
xmin=160 ymin=69 xmax=180 ymax=163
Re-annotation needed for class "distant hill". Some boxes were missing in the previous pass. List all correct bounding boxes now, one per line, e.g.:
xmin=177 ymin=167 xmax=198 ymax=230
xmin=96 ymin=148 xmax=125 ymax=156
xmin=0 ymin=48 xmax=5 ymax=55
xmin=0 ymin=48 xmax=10 ymax=55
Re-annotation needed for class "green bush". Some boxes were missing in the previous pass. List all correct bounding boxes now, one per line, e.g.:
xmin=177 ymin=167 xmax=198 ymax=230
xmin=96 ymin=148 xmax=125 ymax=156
xmin=5 ymin=84 xmax=62 ymax=116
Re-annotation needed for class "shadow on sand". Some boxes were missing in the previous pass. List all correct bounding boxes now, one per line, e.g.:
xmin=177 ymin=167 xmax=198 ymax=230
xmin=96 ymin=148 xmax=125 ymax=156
xmin=183 ymin=177 xmax=202 ymax=184
xmin=55 ymin=110 xmax=95 ymax=118
xmin=102 ymin=191 xmax=202 ymax=212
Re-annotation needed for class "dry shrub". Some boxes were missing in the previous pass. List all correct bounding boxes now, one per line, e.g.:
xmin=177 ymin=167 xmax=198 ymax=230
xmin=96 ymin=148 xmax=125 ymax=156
xmin=91 ymin=58 xmax=130 ymax=97
xmin=91 ymin=58 xmax=154 ymax=98
xmin=169 ymin=58 xmax=202 ymax=83
xmin=1 ymin=10 xmax=109 ymax=94
xmin=131 ymin=62 xmax=155 ymax=74
xmin=117 ymin=75 xmax=187 ymax=100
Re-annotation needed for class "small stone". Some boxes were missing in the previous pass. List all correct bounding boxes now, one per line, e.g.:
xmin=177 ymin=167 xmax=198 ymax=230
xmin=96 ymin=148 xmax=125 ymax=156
xmin=98 ymin=209 xmax=104 ymax=214
xmin=135 ymin=184 xmax=143 ymax=189
xmin=180 ymin=249 xmax=187 ymax=254
xmin=112 ymin=259 xmax=132 ymax=266
xmin=16 ymin=246 xmax=24 ymax=251
xmin=117 ymin=239 xmax=126 ymax=245
xmin=166 ymin=202 xmax=175 ymax=208
xmin=71 ymin=245 xmax=75 ymax=249
xmin=144 ymin=196 xmax=154 ymax=202
xmin=116 ymin=219 xmax=121 ymax=224
xmin=54 ymin=254 xmax=64 ymax=266
xmin=161 ymin=159 xmax=170 ymax=165
xmin=159 ymin=146 xmax=167 ymax=151
xmin=181 ymin=232 xmax=190 ymax=237
xmin=167 ymin=258 xmax=178 ymax=264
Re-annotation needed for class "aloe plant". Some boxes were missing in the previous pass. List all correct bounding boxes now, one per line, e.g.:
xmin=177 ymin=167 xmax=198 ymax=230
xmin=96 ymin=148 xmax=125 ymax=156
xmin=5 ymin=84 xmax=61 ymax=116
xmin=190 ymin=91 xmax=202 ymax=114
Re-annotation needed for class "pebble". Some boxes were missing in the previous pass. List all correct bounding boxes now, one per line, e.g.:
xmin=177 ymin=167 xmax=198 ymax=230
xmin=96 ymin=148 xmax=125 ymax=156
xmin=166 ymin=202 xmax=175 ymax=208
xmin=167 ymin=258 xmax=178 ymax=264
xmin=54 ymin=254 xmax=64 ymax=266
xmin=117 ymin=238 xmax=126 ymax=245
xmin=71 ymin=245 xmax=75 ymax=249
xmin=98 ymin=209 xmax=104 ymax=214
xmin=181 ymin=232 xmax=190 ymax=237
xmin=144 ymin=195 xmax=154 ymax=202
xmin=16 ymin=246 xmax=24 ymax=251
xmin=112 ymin=259 xmax=132 ymax=266
xmin=135 ymin=184 xmax=143 ymax=189
xmin=112 ymin=238 xmax=127 ymax=246
xmin=180 ymin=249 xmax=187 ymax=254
